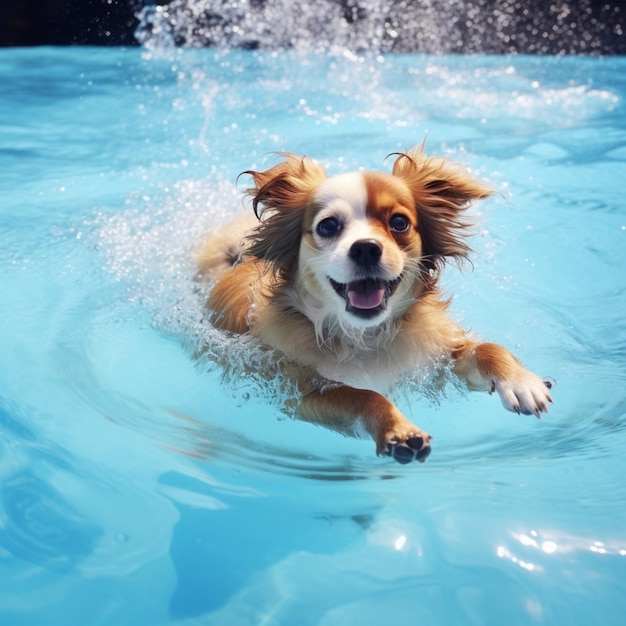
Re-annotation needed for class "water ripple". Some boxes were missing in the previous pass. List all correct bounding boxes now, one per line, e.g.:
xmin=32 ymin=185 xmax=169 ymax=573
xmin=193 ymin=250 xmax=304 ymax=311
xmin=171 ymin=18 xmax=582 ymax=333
xmin=0 ymin=472 xmax=102 ymax=573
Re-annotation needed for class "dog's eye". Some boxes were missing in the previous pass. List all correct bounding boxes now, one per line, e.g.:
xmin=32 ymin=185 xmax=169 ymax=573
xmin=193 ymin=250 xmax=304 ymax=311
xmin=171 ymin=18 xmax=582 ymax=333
xmin=389 ymin=214 xmax=411 ymax=233
xmin=316 ymin=217 xmax=343 ymax=238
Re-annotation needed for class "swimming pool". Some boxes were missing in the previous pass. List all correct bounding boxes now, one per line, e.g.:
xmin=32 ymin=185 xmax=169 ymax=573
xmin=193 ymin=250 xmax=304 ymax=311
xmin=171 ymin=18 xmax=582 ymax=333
xmin=1 ymin=45 xmax=625 ymax=624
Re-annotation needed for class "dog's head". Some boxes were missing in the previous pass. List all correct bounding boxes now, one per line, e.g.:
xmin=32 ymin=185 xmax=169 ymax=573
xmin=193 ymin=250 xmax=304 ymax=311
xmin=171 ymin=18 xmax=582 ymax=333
xmin=244 ymin=149 xmax=492 ymax=333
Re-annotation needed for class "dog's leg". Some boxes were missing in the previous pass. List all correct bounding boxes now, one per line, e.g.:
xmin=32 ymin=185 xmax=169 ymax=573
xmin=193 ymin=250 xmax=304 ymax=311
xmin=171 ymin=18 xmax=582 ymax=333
xmin=299 ymin=386 xmax=432 ymax=464
xmin=453 ymin=341 xmax=553 ymax=417
xmin=206 ymin=260 xmax=268 ymax=334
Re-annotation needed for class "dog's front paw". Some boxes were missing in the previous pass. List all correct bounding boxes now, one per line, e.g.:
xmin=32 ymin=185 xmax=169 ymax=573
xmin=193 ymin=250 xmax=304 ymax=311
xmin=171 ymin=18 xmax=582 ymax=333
xmin=491 ymin=371 xmax=554 ymax=418
xmin=380 ymin=430 xmax=432 ymax=464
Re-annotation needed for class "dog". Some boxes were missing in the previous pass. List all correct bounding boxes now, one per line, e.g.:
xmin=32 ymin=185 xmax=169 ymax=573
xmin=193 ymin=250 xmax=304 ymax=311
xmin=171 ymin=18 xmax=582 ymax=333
xmin=197 ymin=148 xmax=553 ymax=464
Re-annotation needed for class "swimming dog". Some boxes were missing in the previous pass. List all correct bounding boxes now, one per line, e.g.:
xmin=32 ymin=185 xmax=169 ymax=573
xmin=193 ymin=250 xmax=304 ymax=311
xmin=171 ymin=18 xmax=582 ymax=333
xmin=197 ymin=148 xmax=553 ymax=463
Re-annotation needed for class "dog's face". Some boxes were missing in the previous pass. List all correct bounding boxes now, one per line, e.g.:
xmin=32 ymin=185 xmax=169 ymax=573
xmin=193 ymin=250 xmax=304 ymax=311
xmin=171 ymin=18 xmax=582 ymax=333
xmin=244 ymin=150 xmax=492 ymax=333
xmin=299 ymin=171 xmax=421 ymax=327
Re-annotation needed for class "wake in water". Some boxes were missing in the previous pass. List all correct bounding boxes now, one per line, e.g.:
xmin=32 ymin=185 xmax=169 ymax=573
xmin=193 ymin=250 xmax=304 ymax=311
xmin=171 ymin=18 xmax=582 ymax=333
xmin=90 ymin=172 xmax=455 ymax=421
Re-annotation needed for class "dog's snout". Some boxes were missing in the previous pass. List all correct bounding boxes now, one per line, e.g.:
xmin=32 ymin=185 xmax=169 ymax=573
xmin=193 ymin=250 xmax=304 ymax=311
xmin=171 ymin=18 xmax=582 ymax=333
xmin=349 ymin=239 xmax=383 ymax=269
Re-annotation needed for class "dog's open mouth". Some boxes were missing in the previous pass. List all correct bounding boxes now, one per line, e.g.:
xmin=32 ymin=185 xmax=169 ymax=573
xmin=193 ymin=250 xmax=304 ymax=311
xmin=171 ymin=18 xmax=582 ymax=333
xmin=329 ymin=277 xmax=401 ymax=319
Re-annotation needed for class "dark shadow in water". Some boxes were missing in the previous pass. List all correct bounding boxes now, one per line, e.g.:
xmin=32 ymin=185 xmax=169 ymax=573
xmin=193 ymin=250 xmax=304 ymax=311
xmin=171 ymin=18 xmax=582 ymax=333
xmin=162 ymin=469 xmax=374 ymax=618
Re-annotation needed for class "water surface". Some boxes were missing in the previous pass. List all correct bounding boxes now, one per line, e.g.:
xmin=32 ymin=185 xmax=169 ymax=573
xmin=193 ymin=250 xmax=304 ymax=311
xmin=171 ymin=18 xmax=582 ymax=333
xmin=1 ymin=47 xmax=625 ymax=625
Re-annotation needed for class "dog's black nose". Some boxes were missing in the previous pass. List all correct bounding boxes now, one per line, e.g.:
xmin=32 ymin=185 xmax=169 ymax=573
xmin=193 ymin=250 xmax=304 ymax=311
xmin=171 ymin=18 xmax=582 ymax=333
xmin=349 ymin=239 xmax=383 ymax=268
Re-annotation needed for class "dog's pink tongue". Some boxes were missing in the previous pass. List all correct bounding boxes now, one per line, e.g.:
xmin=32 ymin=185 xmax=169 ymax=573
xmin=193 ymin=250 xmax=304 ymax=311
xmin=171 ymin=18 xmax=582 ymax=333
xmin=347 ymin=281 xmax=385 ymax=310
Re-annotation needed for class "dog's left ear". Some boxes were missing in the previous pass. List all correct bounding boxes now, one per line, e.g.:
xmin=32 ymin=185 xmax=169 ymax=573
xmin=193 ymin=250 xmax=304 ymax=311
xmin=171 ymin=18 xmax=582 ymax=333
xmin=242 ymin=153 xmax=327 ymax=272
xmin=392 ymin=149 xmax=493 ymax=271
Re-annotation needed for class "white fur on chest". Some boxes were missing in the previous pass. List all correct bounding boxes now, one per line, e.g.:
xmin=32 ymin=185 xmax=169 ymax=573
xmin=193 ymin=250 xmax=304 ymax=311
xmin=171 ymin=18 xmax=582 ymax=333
xmin=256 ymin=295 xmax=457 ymax=393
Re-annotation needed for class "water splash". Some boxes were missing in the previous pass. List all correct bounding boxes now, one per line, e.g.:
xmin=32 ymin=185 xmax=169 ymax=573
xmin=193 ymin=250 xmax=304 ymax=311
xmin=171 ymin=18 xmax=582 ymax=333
xmin=135 ymin=0 xmax=623 ymax=55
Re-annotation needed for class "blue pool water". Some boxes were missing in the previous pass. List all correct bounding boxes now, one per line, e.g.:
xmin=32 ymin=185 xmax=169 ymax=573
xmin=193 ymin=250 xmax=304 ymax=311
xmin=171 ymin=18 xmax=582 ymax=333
xmin=1 ymin=46 xmax=626 ymax=625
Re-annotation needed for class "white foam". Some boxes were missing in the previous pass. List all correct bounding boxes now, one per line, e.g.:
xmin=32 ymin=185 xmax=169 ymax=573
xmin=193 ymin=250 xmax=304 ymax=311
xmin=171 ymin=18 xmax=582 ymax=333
xmin=91 ymin=176 xmax=240 ymax=335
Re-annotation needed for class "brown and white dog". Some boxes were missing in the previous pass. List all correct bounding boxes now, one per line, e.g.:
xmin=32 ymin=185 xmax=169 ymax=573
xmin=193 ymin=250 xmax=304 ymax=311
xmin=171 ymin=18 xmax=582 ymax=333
xmin=197 ymin=148 xmax=553 ymax=464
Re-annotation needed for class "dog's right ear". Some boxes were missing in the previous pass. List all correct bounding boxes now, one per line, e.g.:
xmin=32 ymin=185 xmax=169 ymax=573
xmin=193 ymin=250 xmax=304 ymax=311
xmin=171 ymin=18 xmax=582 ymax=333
xmin=242 ymin=153 xmax=327 ymax=271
